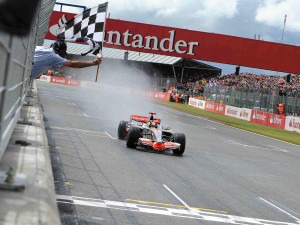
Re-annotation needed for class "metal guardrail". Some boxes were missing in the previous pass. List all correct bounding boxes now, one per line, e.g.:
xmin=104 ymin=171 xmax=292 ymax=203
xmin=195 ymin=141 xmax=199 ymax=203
xmin=0 ymin=0 xmax=55 ymax=159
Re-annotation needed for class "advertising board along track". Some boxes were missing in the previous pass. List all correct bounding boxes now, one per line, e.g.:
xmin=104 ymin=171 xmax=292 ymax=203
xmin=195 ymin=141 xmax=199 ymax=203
xmin=188 ymin=97 xmax=293 ymax=133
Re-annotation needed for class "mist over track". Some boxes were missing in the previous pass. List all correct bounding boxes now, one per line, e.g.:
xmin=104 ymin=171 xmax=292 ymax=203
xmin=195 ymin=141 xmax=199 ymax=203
xmin=38 ymin=81 xmax=300 ymax=225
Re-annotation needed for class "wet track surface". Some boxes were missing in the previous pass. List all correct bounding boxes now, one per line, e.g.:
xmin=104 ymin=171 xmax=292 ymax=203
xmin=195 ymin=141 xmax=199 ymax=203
xmin=37 ymin=81 xmax=300 ymax=225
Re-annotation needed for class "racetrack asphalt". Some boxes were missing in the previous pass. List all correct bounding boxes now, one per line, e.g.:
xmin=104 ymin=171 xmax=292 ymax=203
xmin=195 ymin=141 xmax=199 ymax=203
xmin=37 ymin=80 xmax=300 ymax=225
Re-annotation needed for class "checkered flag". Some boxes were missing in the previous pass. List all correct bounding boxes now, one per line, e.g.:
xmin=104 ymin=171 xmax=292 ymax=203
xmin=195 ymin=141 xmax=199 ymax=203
xmin=56 ymin=2 xmax=108 ymax=57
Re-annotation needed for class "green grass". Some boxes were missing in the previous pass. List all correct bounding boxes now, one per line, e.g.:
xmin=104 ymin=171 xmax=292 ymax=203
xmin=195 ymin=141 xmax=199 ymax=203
xmin=156 ymin=101 xmax=300 ymax=146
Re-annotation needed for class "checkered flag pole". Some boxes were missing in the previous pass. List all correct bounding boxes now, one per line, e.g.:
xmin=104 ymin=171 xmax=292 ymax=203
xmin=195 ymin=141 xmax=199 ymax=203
xmin=56 ymin=2 xmax=108 ymax=58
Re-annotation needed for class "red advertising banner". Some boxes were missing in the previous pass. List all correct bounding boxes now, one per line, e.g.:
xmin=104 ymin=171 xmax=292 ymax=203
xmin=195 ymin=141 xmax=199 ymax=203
xmin=215 ymin=103 xmax=226 ymax=115
xmin=251 ymin=110 xmax=286 ymax=129
xmin=267 ymin=113 xmax=286 ymax=129
xmin=144 ymin=91 xmax=170 ymax=102
xmin=51 ymin=76 xmax=68 ymax=85
xmin=250 ymin=110 xmax=268 ymax=126
xmin=46 ymin=11 xmax=300 ymax=74
xmin=205 ymin=101 xmax=216 ymax=112
xmin=50 ymin=77 xmax=81 ymax=87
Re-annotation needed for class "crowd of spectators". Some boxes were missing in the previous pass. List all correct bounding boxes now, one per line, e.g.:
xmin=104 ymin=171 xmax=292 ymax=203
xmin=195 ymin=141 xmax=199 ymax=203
xmin=175 ymin=73 xmax=208 ymax=93
xmin=175 ymin=73 xmax=300 ymax=97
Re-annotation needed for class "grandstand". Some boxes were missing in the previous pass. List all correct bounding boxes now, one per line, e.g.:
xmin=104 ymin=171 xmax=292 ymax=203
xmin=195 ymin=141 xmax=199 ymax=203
xmin=172 ymin=72 xmax=300 ymax=116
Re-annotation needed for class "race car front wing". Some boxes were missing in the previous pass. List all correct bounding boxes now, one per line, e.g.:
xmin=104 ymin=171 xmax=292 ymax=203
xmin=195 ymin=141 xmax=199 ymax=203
xmin=139 ymin=138 xmax=181 ymax=151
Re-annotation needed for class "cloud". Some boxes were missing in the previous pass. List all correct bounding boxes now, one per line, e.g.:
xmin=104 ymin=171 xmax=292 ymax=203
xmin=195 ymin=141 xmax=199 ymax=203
xmin=193 ymin=0 xmax=238 ymax=19
xmin=255 ymin=0 xmax=300 ymax=32
xmin=55 ymin=0 xmax=239 ymax=30
xmin=156 ymin=8 xmax=177 ymax=17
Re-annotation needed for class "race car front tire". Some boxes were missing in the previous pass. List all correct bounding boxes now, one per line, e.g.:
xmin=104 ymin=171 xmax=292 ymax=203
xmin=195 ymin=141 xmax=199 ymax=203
xmin=118 ymin=120 xmax=128 ymax=140
xmin=172 ymin=133 xmax=186 ymax=156
xmin=126 ymin=126 xmax=141 ymax=148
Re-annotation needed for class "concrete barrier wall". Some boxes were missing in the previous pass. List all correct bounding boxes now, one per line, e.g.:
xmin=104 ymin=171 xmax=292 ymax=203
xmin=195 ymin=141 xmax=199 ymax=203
xmin=0 ymin=0 xmax=55 ymax=159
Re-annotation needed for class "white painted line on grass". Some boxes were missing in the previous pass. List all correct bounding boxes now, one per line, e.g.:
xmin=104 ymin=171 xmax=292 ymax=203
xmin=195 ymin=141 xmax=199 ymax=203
xmin=259 ymin=197 xmax=300 ymax=223
xmin=72 ymin=103 xmax=77 ymax=107
xmin=105 ymin=131 xmax=117 ymax=139
xmin=83 ymin=113 xmax=89 ymax=117
xmin=163 ymin=184 xmax=190 ymax=208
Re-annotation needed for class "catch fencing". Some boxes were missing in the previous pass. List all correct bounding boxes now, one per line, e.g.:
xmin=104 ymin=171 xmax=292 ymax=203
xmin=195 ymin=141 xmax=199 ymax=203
xmin=189 ymin=97 xmax=300 ymax=133
xmin=154 ymin=78 xmax=177 ymax=92
xmin=0 ymin=0 xmax=55 ymax=159
xmin=203 ymin=85 xmax=300 ymax=116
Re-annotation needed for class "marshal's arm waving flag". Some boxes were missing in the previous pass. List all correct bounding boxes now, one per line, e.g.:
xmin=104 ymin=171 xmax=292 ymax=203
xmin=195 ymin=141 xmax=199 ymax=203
xmin=56 ymin=2 xmax=108 ymax=58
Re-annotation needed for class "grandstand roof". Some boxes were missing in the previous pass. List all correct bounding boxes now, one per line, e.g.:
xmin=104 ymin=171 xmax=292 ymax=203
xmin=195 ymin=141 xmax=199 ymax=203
xmin=43 ymin=43 xmax=181 ymax=65
xmin=43 ymin=43 xmax=221 ymax=72
xmin=174 ymin=58 xmax=221 ymax=72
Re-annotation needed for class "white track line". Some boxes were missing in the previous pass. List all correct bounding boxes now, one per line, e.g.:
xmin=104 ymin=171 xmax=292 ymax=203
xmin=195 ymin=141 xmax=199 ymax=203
xmin=226 ymin=140 xmax=288 ymax=153
xmin=50 ymin=126 xmax=104 ymax=134
xmin=45 ymin=112 xmax=113 ymax=120
xmin=57 ymin=194 xmax=300 ymax=224
xmin=83 ymin=113 xmax=89 ymax=117
xmin=267 ymin=145 xmax=288 ymax=153
xmin=163 ymin=184 xmax=190 ymax=208
xmin=105 ymin=131 xmax=117 ymax=140
xmin=178 ymin=122 xmax=216 ymax=130
xmin=72 ymin=103 xmax=77 ymax=107
xmin=259 ymin=197 xmax=300 ymax=222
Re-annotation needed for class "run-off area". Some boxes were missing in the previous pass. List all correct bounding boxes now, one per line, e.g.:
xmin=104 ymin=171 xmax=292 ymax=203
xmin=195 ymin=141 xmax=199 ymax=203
xmin=38 ymin=81 xmax=300 ymax=225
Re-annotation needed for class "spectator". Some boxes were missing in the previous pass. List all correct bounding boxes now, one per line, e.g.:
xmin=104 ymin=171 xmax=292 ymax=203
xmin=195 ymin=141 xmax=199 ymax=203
xmin=31 ymin=40 xmax=102 ymax=79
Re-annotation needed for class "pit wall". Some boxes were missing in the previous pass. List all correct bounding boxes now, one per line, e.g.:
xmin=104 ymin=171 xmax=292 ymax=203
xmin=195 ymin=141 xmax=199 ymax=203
xmin=188 ymin=98 xmax=300 ymax=133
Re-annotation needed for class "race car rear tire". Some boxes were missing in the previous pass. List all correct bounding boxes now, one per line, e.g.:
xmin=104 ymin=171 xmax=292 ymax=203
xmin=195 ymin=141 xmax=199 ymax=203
xmin=172 ymin=133 xmax=186 ymax=156
xmin=126 ymin=126 xmax=141 ymax=148
xmin=118 ymin=120 xmax=128 ymax=140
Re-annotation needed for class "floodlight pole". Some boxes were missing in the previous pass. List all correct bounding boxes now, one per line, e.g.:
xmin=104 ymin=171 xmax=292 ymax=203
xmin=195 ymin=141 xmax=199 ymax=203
xmin=180 ymin=58 xmax=186 ymax=84
xmin=281 ymin=14 xmax=287 ymax=43
xmin=172 ymin=65 xmax=176 ymax=79
xmin=277 ymin=14 xmax=287 ymax=77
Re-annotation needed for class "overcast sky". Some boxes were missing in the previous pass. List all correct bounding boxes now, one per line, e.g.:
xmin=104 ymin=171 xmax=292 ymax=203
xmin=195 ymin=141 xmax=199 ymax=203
xmin=54 ymin=0 xmax=300 ymax=75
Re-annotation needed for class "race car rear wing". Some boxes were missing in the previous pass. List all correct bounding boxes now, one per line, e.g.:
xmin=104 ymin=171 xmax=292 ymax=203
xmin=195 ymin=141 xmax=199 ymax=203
xmin=131 ymin=115 xmax=148 ymax=123
xmin=131 ymin=115 xmax=161 ymax=124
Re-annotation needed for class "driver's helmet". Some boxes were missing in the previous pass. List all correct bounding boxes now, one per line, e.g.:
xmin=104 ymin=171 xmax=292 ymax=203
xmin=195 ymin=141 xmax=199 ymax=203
xmin=150 ymin=121 xmax=158 ymax=128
